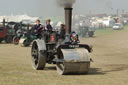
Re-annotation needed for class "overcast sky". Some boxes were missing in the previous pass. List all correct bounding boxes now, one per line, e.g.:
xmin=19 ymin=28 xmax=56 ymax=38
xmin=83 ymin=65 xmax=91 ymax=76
xmin=0 ymin=0 xmax=128 ymax=17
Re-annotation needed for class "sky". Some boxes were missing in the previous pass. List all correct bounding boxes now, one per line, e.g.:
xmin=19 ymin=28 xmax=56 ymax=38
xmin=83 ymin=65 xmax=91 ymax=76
xmin=0 ymin=0 xmax=128 ymax=17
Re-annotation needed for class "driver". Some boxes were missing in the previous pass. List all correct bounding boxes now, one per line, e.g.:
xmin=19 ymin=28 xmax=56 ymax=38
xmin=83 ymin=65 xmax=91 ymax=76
xmin=32 ymin=19 xmax=44 ymax=38
xmin=45 ymin=19 xmax=53 ymax=31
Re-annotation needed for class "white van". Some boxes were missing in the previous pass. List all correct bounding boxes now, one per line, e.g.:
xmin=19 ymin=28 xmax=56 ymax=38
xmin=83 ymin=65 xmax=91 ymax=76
xmin=113 ymin=23 xmax=123 ymax=30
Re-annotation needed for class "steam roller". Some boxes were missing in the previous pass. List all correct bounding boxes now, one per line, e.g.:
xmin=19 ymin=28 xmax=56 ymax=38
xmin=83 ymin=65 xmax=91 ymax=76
xmin=31 ymin=8 xmax=93 ymax=75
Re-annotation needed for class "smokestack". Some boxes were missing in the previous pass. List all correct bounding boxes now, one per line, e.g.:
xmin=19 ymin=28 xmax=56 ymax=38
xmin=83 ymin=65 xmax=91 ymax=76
xmin=3 ymin=19 xmax=6 ymax=27
xmin=56 ymin=0 xmax=76 ymax=34
xmin=65 ymin=8 xmax=73 ymax=34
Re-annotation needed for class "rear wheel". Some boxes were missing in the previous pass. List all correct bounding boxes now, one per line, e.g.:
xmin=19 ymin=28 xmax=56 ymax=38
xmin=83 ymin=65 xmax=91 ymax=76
xmin=13 ymin=36 xmax=20 ymax=45
xmin=31 ymin=41 xmax=46 ymax=70
xmin=0 ymin=39 xmax=3 ymax=43
xmin=5 ymin=36 xmax=13 ymax=43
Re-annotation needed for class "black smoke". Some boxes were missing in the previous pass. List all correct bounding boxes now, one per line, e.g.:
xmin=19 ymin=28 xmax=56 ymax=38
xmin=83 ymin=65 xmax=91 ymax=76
xmin=56 ymin=0 xmax=76 ymax=8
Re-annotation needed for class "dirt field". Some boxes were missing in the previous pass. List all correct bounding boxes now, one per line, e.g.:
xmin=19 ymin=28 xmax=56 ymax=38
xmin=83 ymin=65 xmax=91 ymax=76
xmin=0 ymin=27 xmax=128 ymax=85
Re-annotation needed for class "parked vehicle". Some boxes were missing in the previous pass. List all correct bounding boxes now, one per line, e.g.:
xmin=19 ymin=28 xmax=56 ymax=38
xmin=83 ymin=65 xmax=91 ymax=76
xmin=0 ymin=20 xmax=16 ymax=43
xmin=0 ymin=26 xmax=6 ymax=43
xmin=79 ymin=26 xmax=95 ymax=37
xmin=13 ymin=23 xmax=33 ymax=45
xmin=19 ymin=31 xmax=37 ymax=47
xmin=113 ymin=23 xmax=123 ymax=30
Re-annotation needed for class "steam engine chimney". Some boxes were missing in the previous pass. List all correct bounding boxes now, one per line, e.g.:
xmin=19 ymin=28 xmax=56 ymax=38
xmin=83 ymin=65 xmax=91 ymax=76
xmin=64 ymin=8 xmax=73 ymax=34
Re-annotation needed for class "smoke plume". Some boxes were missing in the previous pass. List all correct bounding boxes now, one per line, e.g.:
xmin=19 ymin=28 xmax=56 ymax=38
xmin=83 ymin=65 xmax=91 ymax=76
xmin=56 ymin=0 xmax=76 ymax=8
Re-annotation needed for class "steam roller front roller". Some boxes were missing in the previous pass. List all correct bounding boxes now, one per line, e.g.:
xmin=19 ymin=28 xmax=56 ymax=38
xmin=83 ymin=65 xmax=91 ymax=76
xmin=56 ymin=48 xmax=91 ymax=75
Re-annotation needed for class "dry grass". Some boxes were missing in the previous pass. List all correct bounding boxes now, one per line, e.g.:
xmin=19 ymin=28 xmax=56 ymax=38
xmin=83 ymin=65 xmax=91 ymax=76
xmin=0 ymin=28 xmax=128 ymax=85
